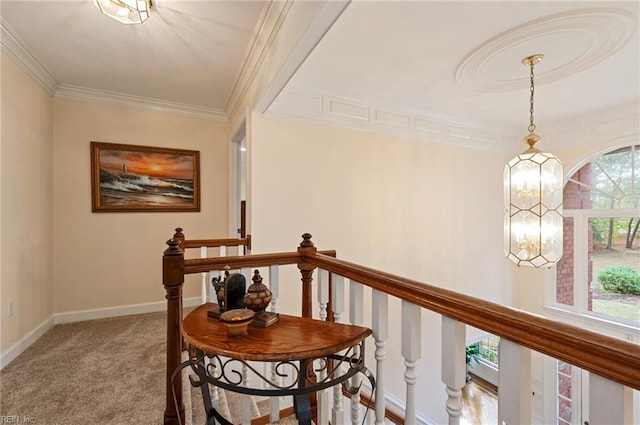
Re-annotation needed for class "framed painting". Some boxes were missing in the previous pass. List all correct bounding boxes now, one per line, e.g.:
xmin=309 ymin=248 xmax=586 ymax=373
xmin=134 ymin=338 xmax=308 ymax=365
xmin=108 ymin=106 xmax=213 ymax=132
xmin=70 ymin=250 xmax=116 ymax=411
xmin=91 ymin=142 xmax=200 ymax=212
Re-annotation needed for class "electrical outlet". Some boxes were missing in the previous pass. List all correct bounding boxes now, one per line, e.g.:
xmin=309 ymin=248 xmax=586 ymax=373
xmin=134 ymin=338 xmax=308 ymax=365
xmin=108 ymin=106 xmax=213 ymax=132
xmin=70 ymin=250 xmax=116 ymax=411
xmin=8 ymin=300 xmax=14 ymax=317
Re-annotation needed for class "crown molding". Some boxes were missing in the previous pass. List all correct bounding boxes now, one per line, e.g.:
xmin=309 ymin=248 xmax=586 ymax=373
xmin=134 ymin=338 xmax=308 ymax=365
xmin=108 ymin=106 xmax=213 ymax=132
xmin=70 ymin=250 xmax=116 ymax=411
xmin=224 ymin=0 xmax=294 ymax=118
xmin=269 ymin=88 xmax=514 ymax=153
xmin=0 ymin=18 xmax=226 ymax=121
xmin=0 ymin=19 xmax=58 ymax=96
xmin=543 ymin=101 xmax=639 ymax=150
xmin=55 ymin=85 xmax=227 ymax=121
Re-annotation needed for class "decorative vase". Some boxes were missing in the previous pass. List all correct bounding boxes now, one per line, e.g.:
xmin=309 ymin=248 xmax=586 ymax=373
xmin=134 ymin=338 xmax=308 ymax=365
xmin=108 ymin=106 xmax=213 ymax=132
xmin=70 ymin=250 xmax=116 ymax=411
xmin=244 ymin=269 xmax=272 ymax=313
xmin=243 ymin=270 xmax=279 ymax=327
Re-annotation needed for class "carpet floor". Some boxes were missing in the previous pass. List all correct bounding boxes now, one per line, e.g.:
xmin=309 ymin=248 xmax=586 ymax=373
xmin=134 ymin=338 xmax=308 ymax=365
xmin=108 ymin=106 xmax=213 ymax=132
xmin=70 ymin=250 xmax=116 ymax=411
xmin=1 ymin=312 xmax=173 ymax=424
xmin=0 ymin=311 xmax=282 ymax=425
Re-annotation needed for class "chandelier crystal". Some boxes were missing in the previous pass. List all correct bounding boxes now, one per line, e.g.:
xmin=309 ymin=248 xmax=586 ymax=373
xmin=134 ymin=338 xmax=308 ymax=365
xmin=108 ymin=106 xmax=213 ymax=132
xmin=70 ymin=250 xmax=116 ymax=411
xmin=92 ymin=0 xmax=151 ymax=25
xmin=504 ymin=54 xmax=563 ymax=268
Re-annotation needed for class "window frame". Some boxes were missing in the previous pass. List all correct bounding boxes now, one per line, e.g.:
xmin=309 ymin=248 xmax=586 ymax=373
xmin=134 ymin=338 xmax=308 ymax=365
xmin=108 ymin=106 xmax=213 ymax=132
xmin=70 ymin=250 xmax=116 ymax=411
xmin=545 ymin=208 xmax=640 ymax=334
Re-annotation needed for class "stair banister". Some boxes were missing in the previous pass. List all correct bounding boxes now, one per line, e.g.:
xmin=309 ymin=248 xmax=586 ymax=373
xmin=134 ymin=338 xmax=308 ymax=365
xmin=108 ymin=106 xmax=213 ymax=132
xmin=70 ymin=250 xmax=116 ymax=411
xmin=371 ymin=289 xmax=388 ymax=425
xmin=441 ymin=316 xmax=466 ymax=425
xmin=349 ymin=280 xmax=364 ymax=424
xmin=401 ymin=301 xmax=421 ymax=425
xmin=498 ymin=338 xmax=532 ymax=424
xmin=332 ymin=274 xmax=346 ymax=425
xmin=164 ymin=231 xmax=639 ymax=425
xmin=304 ymin=253 xmax=640 ymax=391
xmin=162 ymin=238 xmax=185 ymax=425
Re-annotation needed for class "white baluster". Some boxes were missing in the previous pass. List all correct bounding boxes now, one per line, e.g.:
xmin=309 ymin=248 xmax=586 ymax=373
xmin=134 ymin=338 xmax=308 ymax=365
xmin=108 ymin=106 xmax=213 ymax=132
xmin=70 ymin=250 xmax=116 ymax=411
xmin=269 ymin=362 xmax=280 ymax=422
xmin=240 ymin=267 xmax=251 ymax=425
xmin=315 ymin=268 xmax=330 ymax=424
xmin=208 ymin=270 xmax=216 ymax=303
xmin=350 ymin=280 xmax=364 ymax=425
xmin=350 ymin=280 xmax=363 ymax=325
xmin=332 ymin=274 xmax=346 ymax=425
xmin=269 ymin=265 xmax=281 ymax=422
xmin=333 ymin=274 xmax=345 ymax=324
xmin=269 ymin=265 xmax=279 ymax=313
xmin=217 ymin=245 xmax=228 ymax=296
xmin=498 ymin=338 xmax=531 ymax=425
xmin=317 ymin=357 xmax=330 ymax=425
xmin=441 ymin=317 xmax=466 ymax=425
xmin=200 ymin=246 xmax=207 ymax=304
xmin=372 ymin=290 xmax=388 ymax=425
xmin=402 ymin=301 xmax=421 ymax=425
xmin=318 ymin=269 xmax=329 ymax=321
xmin=241 ymin=364 xmax=251 ymax=425
xmin=241 ymin=267 xmax=250 ymax=283
xmin=588 ymin=373 xmax=632 ymax=425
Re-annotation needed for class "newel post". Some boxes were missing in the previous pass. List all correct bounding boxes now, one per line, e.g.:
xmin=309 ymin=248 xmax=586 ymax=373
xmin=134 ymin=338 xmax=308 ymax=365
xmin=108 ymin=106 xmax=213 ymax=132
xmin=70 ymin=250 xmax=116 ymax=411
xmin=297 ymin=233 xmax=317 ymax=318
xmin=173 ymin=227 xmax=185 ymax=250
xmin=163 ymin=237 xmax=185 ymax=425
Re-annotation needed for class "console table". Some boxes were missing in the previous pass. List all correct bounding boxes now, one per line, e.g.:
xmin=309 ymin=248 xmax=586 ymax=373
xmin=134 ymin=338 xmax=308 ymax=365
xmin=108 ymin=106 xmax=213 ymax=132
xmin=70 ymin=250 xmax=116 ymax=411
xmin=179 ymin=303 xmax=374 ymax=425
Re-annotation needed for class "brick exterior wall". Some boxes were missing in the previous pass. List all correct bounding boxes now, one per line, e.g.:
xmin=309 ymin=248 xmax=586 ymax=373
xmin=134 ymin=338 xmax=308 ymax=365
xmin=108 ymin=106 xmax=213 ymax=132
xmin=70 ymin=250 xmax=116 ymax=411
xmin=556 ymin=164 xmax=594 ymax=307
xmin=555 ymin=164 xmax=595 ymax=424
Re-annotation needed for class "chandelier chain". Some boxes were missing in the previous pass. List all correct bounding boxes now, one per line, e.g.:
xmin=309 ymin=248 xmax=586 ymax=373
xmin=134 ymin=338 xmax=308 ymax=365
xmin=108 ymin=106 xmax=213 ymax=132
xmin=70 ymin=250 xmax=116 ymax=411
xmin=528 ymin=63 xmax=536 ymax=133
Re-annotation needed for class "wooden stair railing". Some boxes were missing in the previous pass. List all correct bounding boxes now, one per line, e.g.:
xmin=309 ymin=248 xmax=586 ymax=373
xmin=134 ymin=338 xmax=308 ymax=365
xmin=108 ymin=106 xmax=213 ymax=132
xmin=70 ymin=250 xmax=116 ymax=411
xmin=163 ymin=231 xmax=640 ymax=425
xmin=304 ymin=252 xmax=640 ymax=391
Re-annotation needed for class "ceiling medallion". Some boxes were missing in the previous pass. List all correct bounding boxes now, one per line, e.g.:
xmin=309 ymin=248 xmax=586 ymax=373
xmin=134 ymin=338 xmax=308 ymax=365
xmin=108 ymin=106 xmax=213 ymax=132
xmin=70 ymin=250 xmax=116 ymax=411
xmin=455 ymin=8 xmax=638 ymax=92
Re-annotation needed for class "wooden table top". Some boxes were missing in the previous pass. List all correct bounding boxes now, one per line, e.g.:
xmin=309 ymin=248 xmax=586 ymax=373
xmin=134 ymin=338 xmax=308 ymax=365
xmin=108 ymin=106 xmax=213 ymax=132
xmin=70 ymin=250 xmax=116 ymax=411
xmin=182 ymin=303 xmax=372 ymax=362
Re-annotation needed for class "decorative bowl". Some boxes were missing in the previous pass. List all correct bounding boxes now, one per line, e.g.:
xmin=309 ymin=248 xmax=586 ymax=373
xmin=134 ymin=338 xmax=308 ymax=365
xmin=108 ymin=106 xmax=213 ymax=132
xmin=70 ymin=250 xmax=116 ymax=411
xmin=220 ymin=309 xmax=255 ymax=337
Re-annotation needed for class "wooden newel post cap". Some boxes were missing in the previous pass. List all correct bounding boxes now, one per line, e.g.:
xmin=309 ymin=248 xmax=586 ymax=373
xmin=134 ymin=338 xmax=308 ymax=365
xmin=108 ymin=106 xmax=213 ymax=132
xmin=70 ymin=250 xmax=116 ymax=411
xmin=164 ymin=238 xmax=183 ymax=256
xmin=298 ymin=233 xmax=316 ymax=271
xmin=299 ymin=233 xmax=314 ymax=248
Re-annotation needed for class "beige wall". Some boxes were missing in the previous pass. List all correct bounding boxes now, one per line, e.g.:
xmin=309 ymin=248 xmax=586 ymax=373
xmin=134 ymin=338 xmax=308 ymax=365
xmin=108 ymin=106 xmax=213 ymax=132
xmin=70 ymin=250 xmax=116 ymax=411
xmin=1 ymin=53 xmax=54 ymax=351
xmin=53 ymin=99 xmax=229 ymax=313
xmin=250 ymin=113 xmax=512 ymax=424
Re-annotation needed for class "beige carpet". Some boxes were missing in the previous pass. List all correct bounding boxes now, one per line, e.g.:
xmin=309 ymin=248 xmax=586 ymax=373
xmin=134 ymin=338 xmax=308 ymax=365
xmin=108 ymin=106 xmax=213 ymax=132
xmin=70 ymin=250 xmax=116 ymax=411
xmin=0 ymin=311 xmax=279 ymax=425
xmin=1 ymin=312 xmax=170 ymax=424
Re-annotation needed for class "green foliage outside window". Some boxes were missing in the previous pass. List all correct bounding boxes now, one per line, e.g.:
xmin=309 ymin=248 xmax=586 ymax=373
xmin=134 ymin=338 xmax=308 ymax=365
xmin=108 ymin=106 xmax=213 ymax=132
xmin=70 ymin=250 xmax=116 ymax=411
xmin=467 ymin=336 xmax=499 ymax=367
xmin=597 ymin=265 xmax=640 ymax=295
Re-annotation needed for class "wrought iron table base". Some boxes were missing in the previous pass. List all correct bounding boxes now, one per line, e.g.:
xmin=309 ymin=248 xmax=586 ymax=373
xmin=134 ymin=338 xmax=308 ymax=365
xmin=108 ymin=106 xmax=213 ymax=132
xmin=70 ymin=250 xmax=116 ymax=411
xmin=179 ymin=341 xmax=374 ymax=425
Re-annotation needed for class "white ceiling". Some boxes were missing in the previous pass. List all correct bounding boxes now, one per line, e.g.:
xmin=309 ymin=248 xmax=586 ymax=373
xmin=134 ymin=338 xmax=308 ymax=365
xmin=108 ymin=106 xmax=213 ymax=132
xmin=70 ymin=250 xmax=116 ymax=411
xmin=0 ymin=0 xmax=267 ymax=114
xmin=1 ymin=0 xmax=638 ymax=150
xmin=277 ymin=1 xmax=639 ymax=148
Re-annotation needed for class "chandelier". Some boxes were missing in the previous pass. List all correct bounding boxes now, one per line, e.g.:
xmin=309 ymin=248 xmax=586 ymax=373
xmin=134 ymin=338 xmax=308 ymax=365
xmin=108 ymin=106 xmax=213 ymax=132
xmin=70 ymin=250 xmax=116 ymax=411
xmin=92 ymin=0 xmax=151 ymax=25
xmin=504 ymin=54 xmax=563 ymax=268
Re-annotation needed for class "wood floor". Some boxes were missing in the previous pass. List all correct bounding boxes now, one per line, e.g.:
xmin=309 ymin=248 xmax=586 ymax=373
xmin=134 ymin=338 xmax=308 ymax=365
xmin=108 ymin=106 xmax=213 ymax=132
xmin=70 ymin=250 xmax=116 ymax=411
xmin=460 ymin=375 xmax=498 ymax=425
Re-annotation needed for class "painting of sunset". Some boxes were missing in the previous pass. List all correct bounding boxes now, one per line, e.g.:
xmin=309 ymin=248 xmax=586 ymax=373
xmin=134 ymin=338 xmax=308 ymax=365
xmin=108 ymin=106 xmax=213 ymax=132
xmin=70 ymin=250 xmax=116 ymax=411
xmin=91 ymin=142 xmax=200 ymax=212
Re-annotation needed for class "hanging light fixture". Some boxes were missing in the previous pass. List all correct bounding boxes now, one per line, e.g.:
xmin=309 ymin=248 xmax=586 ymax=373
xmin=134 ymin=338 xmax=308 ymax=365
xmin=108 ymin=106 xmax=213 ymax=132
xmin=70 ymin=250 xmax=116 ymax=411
xmin=504 ymin=54 xmax=563 ymax=268
xmin=92 ymin=0 xmax=151 ymax=25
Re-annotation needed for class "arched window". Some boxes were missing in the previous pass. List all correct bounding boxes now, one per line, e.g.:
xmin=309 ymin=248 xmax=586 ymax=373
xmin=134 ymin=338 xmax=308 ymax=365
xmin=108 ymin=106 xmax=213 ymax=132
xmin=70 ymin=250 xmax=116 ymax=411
xmin=552 ymin=145 xmax=640 ymax=425
xmin=555 ymin=145 xmax=640 ymax=325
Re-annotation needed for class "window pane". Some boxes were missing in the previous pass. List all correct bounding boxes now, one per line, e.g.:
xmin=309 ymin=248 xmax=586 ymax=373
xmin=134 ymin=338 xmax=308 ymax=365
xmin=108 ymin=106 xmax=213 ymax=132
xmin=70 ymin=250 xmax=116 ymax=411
xmin=476 ymin=336 xmax=499 ymax=366
xmin=557 ymin=361 xmax=572 ymax=425
xmin=591 ymin=146 xmax=640 ymax=209
xmin=556 ymin=217 xmax=574 ymax=306
xmin=591 ymin=217 xmax=640 ymax=323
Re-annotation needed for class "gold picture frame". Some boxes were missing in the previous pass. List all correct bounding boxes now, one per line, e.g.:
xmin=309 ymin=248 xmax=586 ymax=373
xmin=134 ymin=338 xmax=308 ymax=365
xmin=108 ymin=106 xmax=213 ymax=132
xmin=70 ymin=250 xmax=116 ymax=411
xmin=91 ymin=141 xmax=200 ymax=212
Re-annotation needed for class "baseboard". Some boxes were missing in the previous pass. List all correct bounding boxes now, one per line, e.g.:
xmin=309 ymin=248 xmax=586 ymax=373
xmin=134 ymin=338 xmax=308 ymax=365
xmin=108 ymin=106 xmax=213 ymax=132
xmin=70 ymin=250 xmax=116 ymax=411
xmin=1 ymin=315 xmax=55 ymax=370
xmin=54 ymin=296 xmax=202 ymax=324
xmin=1 ymin=297 xmax=202 ymax=370
xmin=385 ymin=392 xmax=437 ymax=425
